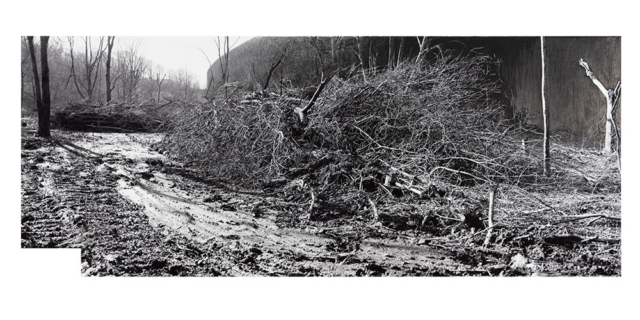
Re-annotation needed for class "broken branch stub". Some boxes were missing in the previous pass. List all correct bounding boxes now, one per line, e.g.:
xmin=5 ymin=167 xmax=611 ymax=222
xmin=579 ymin=58 xmax=621 ymax=154
xmin=294 ymin=73 xmax=332 ymax=124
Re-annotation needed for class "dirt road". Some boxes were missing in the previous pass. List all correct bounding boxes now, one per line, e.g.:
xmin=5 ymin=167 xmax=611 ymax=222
xmin=22 ymin=130 xmax=492 ymax=276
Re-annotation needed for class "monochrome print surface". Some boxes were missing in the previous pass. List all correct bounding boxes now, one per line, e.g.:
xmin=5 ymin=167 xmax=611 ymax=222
xmin=20 ymin=36 xmax=621 ymax=276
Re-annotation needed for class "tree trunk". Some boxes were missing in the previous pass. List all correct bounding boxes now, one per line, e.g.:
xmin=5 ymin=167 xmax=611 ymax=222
xmin=84 ymin=38 xmax=93 ymax=102
xmin=225 ymin=36 xmax=230 ymax=83
xmin=416 ymin=37 xmax=429 ymax=62
xmin=541 ymin=36 xmax=550 ymax=176
xmin=355 ymin=36 xmax=366 ymax=81
xmin=578 ymin=59 xmax=621 ymax=155
xmin=156 ymin=73 xmax=165 ymax=106
xmin=262 ymin=46 xmax=288 ymax=93
xmin=40 ymin=36 xmax=51 ymax=137
xmin=26 ymin=37 xmax=43 ymax=123
xmin=388 ymin=37 xmax=395 ymax=69
xmin=106 ymin=36 xmax=114 ymax=103
xmin=397 ymin=37 xmax=405 ymax=66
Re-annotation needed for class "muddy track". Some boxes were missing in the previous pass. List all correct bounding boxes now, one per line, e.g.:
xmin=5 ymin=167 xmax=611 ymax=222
xmin=22 ymin=130 xmax=620 ymax=276
xmin=21 ymin=130 xmax=485 ymax=276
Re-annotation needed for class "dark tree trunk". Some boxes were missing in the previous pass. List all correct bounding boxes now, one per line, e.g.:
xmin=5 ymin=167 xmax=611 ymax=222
xmin=262 ymin=46 xmax=288 ymax=93
xmin=397 ymin=37 xmax=405 ymax=66
xmin=39 ymin=36 xmax=51 ymax=137
xmin=106 ymin=36 xmax=114 ymax=103
xmin=355 ymin=36 xmax=367 ymax=81
xmin=26 ymin=37 xmax=43 ymax=126
xmin=388 ymin=37 xmax=395 ymax=69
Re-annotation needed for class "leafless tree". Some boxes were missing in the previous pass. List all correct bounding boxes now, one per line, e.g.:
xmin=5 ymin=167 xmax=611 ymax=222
xmin=148 ymin=64 xmax=167 ymax=106
xmin=67 ymin=36 xmax=106 ymax=103
xmin=214 ymin=36 xmax=230 ymax=84
xmin=541 ymin=36 xmax=551 ymax=176
xmin=388 ymin=37 xmax=395 ymax=69
xmin=116 ymin=43 xmax=148 ymax=103
xmin=27 ymin=36 xmax=51 ymax=137
xmin=295 ymin=38 xmax=334 ymax=124
xmin=354 ymin=36 xmax=367 ymax=82
xmin=261 ymin=43 xmax=290 ymax=93
xmin=579 ymin=59 xmax=622 ymax=157
xmin=106 ymin=36 xmax=115 ymax=103
xmin=397 ymin=37 xmax=405 ymax=66
xmin=416 ymin=37 xmax=429 ymax=62
xmin=21 ymin=37 xmax=32 ymax=115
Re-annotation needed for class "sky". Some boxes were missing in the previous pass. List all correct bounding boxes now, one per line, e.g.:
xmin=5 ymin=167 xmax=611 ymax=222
xmin=70 ymin=36 xmax=253 ymax=89
xmin=116 ymin=36 xmax=252 ymax=88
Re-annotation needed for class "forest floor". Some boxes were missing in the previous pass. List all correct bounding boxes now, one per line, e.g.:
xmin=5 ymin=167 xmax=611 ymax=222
xmin=21 ymin=128 xmax=621 ymax=276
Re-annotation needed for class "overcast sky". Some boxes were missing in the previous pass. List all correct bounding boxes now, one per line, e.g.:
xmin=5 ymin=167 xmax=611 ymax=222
xmin=116 ymin=37 xmax=252 ymax=88
xmin=64 ymin=36 xmax=253 ymax=89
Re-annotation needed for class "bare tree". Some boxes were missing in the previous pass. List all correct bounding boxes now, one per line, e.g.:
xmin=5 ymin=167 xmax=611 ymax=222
xmin=329 ymin=37 xmax=343 ymax=73
xmin=26 ymin=37 xmax=43 ymax=117
xmin=354 ymin=36 xmax=367 ymax=82
xmin=388 ymin=37 xmax=395 ymax=69
xmin=27 ymin=36 xmax=51 ymax=137
xmin=21 ymin=37 xmax=32 ymax=115
xmin=261 ymin=43 xmax=290 ymax=93
xmin=67 ymin=36 xmax=106 ymax=103
xmin=416 ymin=37 xmax=429 ymax=62
xmin=40 ymin=36 xmax=51 ymax=137
xmin=214 ymin=36 xmax=231 ymax=84
xmin=149 ymin=64 xmax=166 ymax=106
xmin=106 ymin=36 xmax=115 ymax=103
xmin=295 ymin=39 xmax=333 ymax=123
xmin=541 ymin=36 xmax=551 ymax=176
xmin=116 ymin=43 xmax=148 ymax=103
xmin=397 ymin=37 xmax=405 ymax=66
xmin=579 ymin=59 xmax=622 ymax=157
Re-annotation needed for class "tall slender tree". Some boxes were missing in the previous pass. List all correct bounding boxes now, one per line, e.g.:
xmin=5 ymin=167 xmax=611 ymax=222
xmin=388 ymin=37 xmax=395 ymax=69
xmin=26 ymin=37 xmax=42 ymax=115
xmin=27 ymin=36 xmax=51 ymax=137
xmin=579 ymin=58 xmax=622 ymax=156
xmin=416 ymin=37 xmax=429 ymax=62
xmin=541 ymin=36 xmax=550 ymax=176
xmin=397 ymin=37 xmax=405 ymax=66
xmin=106 ymin=36 xmax=115 ymax=103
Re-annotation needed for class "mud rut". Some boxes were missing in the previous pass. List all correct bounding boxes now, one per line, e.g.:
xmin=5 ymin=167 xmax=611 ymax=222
xmin=22 ymin=130 xmax=482 ymax=276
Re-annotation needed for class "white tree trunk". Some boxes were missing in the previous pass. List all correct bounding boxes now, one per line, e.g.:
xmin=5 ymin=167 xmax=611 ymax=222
xmin=541 ymin=36 xmax=551 ymax=176
xmin=578 ymin=58 xmax=621 ymax=154
xmin=604 ymin=99 xmax=613 ymax=153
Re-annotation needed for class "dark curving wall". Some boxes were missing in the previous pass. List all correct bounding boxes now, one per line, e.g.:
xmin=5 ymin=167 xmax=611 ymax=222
xmin=489 ymin=37 xmax=621 ymax=145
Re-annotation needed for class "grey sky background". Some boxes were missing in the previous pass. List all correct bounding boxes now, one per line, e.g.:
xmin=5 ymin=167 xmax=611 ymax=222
xmin=66 ymin=36 xmax=252 ymax=89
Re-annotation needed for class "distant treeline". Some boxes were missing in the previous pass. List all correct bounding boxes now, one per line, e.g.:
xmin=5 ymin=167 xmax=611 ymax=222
xmin=206 ymin=37 xmax=422 ymax=90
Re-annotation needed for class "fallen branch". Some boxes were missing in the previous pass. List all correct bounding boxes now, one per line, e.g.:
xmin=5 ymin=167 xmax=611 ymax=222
xmin=294 ymin=72 xmax=332 ymax=123
xmin=553 ymin=213 xmax=621 ymax=225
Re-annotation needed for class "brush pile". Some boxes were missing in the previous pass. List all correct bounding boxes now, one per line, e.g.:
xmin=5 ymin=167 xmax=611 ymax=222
xmin=164 ymin=50 xmax=539 ymax=191
xmin=161 ymin=49 xmax=620 ymax=245
xmin=52 ymin=100 xmax=193 ymax=133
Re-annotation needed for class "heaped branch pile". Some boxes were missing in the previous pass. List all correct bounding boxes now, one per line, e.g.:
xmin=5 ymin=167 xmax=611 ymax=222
xmin=308 ymin=52 xmax=527 ymax=186
xmin=162 ymin=89 xmax=303 ymax=185
xmin=163 ymin=49 xmax=543 ymax=192
xmin=52 ymin=100 xmax=192 ymax=133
